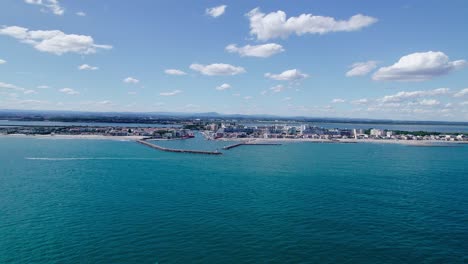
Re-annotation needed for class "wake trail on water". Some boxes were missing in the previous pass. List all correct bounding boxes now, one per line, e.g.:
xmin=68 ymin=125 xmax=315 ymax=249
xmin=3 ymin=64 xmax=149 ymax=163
xmin=25 ymin=157 xmax=162 ymax=161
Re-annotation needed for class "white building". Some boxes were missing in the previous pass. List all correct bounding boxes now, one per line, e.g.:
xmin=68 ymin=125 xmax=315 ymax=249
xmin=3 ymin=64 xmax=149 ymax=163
xmin=370 ymin=128 xmax=385 ymax=137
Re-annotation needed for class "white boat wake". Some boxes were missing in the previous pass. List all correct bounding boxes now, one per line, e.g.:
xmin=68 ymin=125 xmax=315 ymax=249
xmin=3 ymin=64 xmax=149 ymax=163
xmin=25 ymin=157 xmax=162 ymax=161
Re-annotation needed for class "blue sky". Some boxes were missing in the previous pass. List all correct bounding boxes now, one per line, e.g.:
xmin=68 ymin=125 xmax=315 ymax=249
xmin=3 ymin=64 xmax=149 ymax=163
xmin=1 ymin=0 xmax=467 ymax=121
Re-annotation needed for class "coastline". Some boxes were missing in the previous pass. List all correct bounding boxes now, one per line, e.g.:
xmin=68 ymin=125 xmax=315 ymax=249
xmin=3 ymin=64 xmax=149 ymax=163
xmin=1 ymin=133 xmax=466 ymax=146
xmin=214 ymin=137 xmax=468 ymax=146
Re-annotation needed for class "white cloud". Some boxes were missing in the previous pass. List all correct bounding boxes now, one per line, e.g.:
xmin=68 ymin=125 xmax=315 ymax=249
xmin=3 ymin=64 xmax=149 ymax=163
xmin=18 ymin=99 xmax=44 ymax=104
xmin=164 ymin=69 xmax=187 ymax=76
xmin=128 ymin=91 xmax=137 ymax=95
xmin=0 ymin=59 xmax=6 ymax=64
xmin=123 ymin=77 xmax=139 ymax=84
xmin=225 ymin=43 xmax=284 ymax=58
xmin=282 ymin=97 xmax=292 ymax=101
xmin=190 ymin=63 xmax=245 ymax=76
xmin=37 ymin=85 xmax=49 ymax=89
xmin=332 ymin=98 xmax=346 ymax=103
xmin=454 ymin=88 xmax=468 ymax=97
xmin=419 ymin=99 xmax=440 ymax=106
xmin=59 ymin=87 xmax=79 ymax=95
xmin=378 ymin=88 xmax=450 ymax=103
xmin=206 ymin=5 xmax=227 ymax=18
xmin=216 ymin=83 xmax=231 ymax=91
xmin=247 ymin=8 xmax=377 ymax=41
xmin=373 ymin=51 xmax=466 ymax=81
xmin=78 ymin=64 xmax=98 ymax=70
xmin=346 ymin=61 xmax=378 ymax=77
xmin=460 ymin=101 xmax=468 ymax=106
xmin=23 ymin=89 xmax=37 ymax=94
xmin=265 ymin=69 xmax=308 ymax=81
xmin=270 ymin=84 xmax=286 ymax=93
xmin=0 ymin=26 xmax=112 ymax=55
xmin=0 ymin=82 xmax=24 ymax=91
xmin=160 ymin=90 xmax=182 ymax=96
xmin=244 ymin=96 xmax=253 ymax=100
xmin=184 ymin=104 xmax=200 ymax=109
xmin=25 ymin=0 xmax=64 ymax=16
xmin=352 ymin=98 xmax=369 ymax=105
xmin=76 ymin=11 xmax=86 ymax=16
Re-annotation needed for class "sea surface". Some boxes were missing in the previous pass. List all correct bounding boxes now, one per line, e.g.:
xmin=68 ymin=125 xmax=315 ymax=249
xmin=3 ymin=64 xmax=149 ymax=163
xmin=1 ymin=136 xmax=467 ymax=263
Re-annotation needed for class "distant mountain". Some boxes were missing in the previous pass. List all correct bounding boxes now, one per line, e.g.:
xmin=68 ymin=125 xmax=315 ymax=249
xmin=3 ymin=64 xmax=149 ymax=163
xmin=0 ymin=109 xmax=467 ymax=126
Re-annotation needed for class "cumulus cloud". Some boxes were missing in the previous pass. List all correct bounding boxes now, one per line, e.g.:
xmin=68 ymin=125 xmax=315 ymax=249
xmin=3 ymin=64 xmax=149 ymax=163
xmin=346 ymin=61 xmax=378 ymax=77
xmin=265 ymin=69 xmax=308 ymax=81
xmin=216 ymin=83 xmax=231 ymax=91
xmin=190 ymin=63 xmax=245 ymax=76
xmin=373 ymin=51 xmax=466 ymax=81
xmin=78 ymin=64 xmax=98 ymax=70
xmin=332 ymin=98 xmax=346 ymax=103
xmin=0 ymin=26 xmax=112 ymax=55
xmin=225 ymin=43 xmax=284 ymax=58
xmin=164 ymin=69 xmax=187 ymax=76
xmin=352 ymin=98 xmax=369 ymax=105
xmin=454 ymin=88 xmax=468 ymax=97
xmin=419 ymin=99 xmax=440 ymax=106
xmin=270 ymin=84 xmax=286 ymax=93
xmin=0 ymin=81 xmax=24 ymax=91
xmin=247 ymin=8 xmax=377 ymax=41
xmin=160 ymin=90 xmax=182 ymax=96
xmin=25 ymin=0 xmax=64 ymax=15
xmin=76 ymin=11 xmax=86 ymax=16
xmin=123 ymin=77 xmax=139 ymax=84
xmin=59 ymin=87 xmax=79 ymax=95
xmin=206 ymin=5 xmax=227 ymax=18
xmin=378 ymin=88 xmax=450 ymax=103
xmin=23 ymin=89 xmax=37 ymax=94
xmin=0 ymin=59 xmax=6 ymax=64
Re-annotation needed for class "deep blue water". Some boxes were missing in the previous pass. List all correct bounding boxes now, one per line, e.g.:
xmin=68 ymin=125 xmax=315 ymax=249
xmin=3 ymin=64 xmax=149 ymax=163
xmin=0 ymin=137 xmax=467 ymax=263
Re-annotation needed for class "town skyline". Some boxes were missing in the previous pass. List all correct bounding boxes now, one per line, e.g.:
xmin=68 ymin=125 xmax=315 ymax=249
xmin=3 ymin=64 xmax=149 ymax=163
xmin=1 ymin=0 xmax=468 ymax=121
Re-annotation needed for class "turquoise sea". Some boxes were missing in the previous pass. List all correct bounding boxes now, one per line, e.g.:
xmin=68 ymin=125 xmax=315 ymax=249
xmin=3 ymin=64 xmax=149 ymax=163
xmin=1 ymin=136 xmax=467 ymax=263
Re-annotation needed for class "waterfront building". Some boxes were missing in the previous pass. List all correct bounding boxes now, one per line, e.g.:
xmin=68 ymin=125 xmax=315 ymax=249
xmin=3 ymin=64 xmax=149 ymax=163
xmin=370 ymin=128 xmax=385 ymax=137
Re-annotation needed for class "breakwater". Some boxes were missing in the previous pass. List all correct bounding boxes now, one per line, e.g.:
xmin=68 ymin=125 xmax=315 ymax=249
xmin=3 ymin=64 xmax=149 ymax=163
xmin=223 ymin=142 xmax=282 ymax=150
xmin=136 ymin=139 xmax=222 ymax=155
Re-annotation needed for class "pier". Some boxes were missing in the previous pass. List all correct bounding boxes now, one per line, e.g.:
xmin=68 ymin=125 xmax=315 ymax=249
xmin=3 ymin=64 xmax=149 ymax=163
xmin=223 ymin=142 xmax=282 ymax=150
xmin=136 ymin=139 xmax=222 ymax=155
